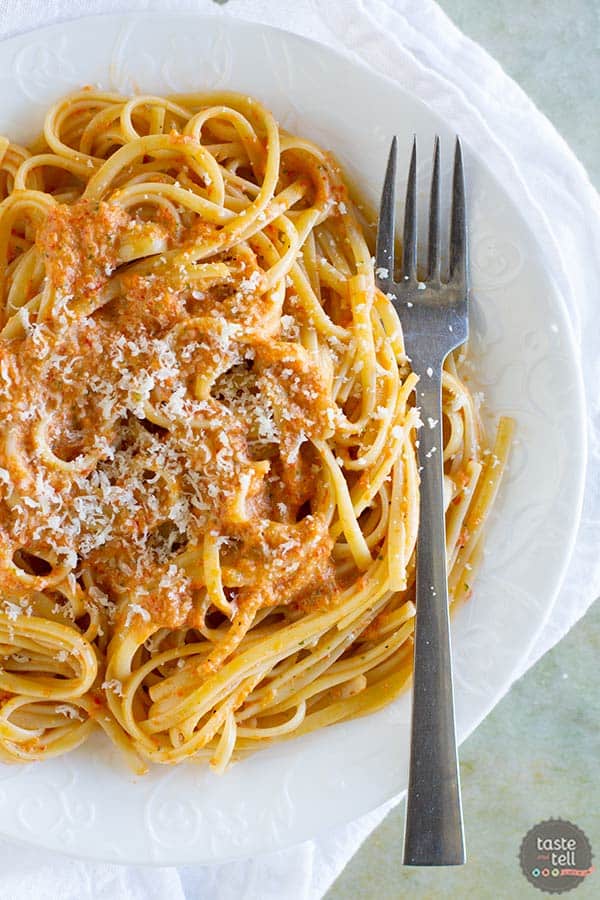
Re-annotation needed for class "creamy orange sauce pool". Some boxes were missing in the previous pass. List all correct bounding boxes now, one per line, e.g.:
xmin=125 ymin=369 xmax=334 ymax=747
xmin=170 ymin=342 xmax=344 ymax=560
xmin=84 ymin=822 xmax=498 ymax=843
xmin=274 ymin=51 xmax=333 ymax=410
xmin=0 ymin=198 xmax=339 ymax=652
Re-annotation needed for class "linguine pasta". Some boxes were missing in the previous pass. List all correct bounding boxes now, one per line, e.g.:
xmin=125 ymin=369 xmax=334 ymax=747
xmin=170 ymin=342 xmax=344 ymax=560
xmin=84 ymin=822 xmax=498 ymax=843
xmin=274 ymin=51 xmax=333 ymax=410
xmin=0 ymin=90 xmax=512 ymax=772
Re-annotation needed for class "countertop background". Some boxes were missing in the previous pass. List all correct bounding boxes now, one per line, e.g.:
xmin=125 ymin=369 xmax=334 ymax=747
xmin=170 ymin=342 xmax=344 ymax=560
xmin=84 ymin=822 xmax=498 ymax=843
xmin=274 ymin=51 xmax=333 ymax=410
xmin=326 ymin=1 xmax=600 ymax=898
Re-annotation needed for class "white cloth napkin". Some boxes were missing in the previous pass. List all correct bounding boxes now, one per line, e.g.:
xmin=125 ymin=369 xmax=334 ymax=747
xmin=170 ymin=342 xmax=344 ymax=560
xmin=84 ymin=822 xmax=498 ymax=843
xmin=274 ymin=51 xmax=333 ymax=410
xmin=0 ymin=1 xmax=598 ymax=897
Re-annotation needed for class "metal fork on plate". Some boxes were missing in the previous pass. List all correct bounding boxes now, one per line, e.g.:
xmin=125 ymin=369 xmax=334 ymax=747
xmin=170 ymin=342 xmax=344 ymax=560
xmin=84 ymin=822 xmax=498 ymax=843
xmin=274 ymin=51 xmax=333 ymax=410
xmin=375 ymin=136 xmax=469 ymax=866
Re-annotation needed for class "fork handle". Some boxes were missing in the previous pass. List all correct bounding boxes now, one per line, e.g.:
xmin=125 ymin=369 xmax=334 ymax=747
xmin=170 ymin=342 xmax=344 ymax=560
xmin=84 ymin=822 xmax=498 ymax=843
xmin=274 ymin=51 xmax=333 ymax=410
xmin=403 ymin=364 xmax=465 ymax=866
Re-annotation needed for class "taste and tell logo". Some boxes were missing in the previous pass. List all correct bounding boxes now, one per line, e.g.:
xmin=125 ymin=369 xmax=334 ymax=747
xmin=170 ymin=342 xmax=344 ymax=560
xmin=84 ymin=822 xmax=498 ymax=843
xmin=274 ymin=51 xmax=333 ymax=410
xmin=519 ymin=819 xmax=594 ymax=893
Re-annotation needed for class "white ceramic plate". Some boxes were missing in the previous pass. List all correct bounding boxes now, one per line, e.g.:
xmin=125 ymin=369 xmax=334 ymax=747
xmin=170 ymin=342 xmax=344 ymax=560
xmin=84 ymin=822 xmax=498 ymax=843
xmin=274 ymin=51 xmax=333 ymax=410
xmin=0 ymin=13 xmax=586 ymax=865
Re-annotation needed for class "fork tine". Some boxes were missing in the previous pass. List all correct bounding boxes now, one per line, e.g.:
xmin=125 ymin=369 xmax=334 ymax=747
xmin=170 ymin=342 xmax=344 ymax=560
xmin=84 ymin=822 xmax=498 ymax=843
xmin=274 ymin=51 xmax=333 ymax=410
xmin=376 ymin=136 xmax=398 ymax=281
xmin=402 ymin=136 xmax=417 ymax=282
xmin=427 ymin=136 xmax=441 ymax=282
xmin=449 ymin=137 xmax=468 ymax=290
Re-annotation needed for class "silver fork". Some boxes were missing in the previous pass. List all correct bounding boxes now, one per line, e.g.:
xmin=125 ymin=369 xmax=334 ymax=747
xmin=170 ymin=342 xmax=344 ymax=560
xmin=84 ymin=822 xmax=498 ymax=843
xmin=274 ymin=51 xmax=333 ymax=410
xmin=376 ymin=135 xmax=468 ymax=866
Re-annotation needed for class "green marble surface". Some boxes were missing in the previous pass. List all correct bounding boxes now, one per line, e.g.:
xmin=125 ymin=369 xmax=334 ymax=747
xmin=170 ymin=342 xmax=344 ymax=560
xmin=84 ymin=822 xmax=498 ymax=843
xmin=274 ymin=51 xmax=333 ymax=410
xmin=326 ymin=2 xmax=600 ymax=898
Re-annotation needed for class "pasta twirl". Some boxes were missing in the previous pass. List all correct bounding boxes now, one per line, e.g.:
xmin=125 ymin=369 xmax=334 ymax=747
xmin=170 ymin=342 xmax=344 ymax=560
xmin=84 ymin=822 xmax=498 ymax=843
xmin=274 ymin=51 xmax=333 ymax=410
xmin=0 ymin=90 xmax=512 ymax=772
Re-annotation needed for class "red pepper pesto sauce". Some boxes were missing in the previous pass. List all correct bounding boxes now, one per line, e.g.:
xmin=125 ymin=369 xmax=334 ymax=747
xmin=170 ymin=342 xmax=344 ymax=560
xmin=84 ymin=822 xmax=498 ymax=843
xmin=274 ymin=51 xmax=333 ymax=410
xmin=0 ymin=197 xmax=340 ymax=654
